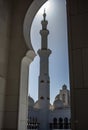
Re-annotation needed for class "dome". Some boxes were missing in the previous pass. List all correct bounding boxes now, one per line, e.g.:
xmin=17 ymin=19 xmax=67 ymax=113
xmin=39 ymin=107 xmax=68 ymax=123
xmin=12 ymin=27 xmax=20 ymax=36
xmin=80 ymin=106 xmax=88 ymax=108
xmin=53 ymin=94 xmax=64 ymax=109
xmin=49 ymin=103 xmax=54 ymax=110
xmin=34 ymin=100 xmax=40 ymax=109
xmin=28 ymin=96 xmax=34 ymax=107
xmin=53 ymin=99 xmax=64 ymax=109
xmin=55 ymin=94 xmax=60 ymax=101
xmin=62 ymin=84 xmax=67 ymax=90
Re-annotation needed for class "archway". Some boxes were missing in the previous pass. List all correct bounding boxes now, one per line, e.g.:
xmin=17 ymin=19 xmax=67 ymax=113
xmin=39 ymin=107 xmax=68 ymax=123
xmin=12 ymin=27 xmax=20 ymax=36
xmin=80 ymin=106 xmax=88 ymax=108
xmin=29 ymin=0 xmax=69 ymax=104
xmin=18 ymin=0 xmax=71 ymax=130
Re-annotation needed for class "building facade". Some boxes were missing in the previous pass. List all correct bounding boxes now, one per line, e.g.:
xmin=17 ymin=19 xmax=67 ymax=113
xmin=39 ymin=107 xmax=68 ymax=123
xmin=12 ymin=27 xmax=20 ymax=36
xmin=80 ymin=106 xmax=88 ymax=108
xmin=28 ymin=85 xmax=71 ymax=130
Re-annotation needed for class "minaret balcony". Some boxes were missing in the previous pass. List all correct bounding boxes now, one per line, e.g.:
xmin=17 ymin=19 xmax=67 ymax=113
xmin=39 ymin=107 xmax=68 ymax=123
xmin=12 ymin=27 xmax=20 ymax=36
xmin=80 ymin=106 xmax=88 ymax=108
xmin=41 ymin=20 xmax=48 ymax=26
xmin=40 ymin=29 xmax=49 ymax=35
xmin=38 ymin=49 xmax=51 ymax=57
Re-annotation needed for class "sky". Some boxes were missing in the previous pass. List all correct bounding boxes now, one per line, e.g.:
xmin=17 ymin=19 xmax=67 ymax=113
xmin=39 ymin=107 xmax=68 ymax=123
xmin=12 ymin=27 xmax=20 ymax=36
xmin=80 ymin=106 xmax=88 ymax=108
xmin=28 ymin=0 xmax=70 ymax=104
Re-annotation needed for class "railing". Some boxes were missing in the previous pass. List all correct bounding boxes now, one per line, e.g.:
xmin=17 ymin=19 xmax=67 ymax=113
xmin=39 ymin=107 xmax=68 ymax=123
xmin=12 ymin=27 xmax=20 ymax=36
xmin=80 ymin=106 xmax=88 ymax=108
xmin=27 ymin=120 xmax=71 ymax=130
xmin=50 ymin=129 xmax=71 ymax=130
xmin=27 ymin=123 xmax=40 ymax=130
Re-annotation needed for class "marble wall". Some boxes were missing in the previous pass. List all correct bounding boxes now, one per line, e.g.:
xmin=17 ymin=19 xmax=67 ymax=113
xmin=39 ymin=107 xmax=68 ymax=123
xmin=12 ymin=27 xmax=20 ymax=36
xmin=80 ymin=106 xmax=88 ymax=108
xmin=0 ymin=0 xmax=33 ymax=129
xmin=67 ymin=0 xmax=88 ymax=129
xmin=0 ymin=0 xmax=11 ymax=129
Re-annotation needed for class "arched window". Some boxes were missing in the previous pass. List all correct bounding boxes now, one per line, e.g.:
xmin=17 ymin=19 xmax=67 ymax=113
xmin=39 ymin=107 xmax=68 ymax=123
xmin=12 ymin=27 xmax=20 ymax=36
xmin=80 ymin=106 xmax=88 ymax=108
xmin=64 ymin=117 xmax=68 ymax=123
xmin=59 ymin=117 xmax=63 ymax=123
xmin=59 ymin=117 xmax=63 ymax=129
xmin=64 ymin=117 xmax=69 ymax=129
xmin=53 ymin=117 xmax=57 ymax=123
xmin=53 ymin=118 xmax=57 ymax=129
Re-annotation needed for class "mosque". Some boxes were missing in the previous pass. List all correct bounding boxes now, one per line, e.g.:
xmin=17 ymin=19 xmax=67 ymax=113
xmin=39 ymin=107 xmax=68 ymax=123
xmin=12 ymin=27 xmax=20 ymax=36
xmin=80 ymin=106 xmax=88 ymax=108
xmin=28 ymin=11 xmax=71 ymax=130
xmin=1 ymin=0 xmax=88 ymax=130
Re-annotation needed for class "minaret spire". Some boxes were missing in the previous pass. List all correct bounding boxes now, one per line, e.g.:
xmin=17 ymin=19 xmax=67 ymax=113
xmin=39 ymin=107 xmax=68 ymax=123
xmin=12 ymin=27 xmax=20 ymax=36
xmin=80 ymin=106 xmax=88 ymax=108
xmin=40 ymin=10 xmax=49 ymax=49
xmin=43 ymin=9 xmax=46 ymax=21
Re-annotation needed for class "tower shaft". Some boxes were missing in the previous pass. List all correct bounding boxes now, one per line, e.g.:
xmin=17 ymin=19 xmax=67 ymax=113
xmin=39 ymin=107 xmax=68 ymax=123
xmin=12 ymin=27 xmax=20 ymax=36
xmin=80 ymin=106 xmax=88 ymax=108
xmin=37 ymin=12 xmax=51 ymax=109
xmin=38 ymin=49 xmax=51 ymax=109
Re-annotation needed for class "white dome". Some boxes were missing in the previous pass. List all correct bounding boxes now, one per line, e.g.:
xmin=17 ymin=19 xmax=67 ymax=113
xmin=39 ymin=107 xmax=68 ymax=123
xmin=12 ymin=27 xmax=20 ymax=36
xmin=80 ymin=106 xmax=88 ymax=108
xmin=53 ymin=94 xmax=63 ymax=109
xmin=28 ymin=96 xmax=34 ymax=107
xmin=49 ymin=103 xmax=54 ymax=110
xmin=53 ymin=99 xmax=64 ymax=109
xmin=55 ymin=94 xmax=60 ymax=100
xmin=34 ymin=100 xmax=40 ymax=109
xmin=62 ymin=84 xmax=67 ymax=90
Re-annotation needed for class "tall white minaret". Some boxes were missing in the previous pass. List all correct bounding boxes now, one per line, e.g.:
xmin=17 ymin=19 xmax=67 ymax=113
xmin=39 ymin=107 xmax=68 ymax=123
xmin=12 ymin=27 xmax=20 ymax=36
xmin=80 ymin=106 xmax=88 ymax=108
xmin=37 ymin=11 xmax=51 ymax=130
xmin=37 ymin=10 xmax=51 ymax=109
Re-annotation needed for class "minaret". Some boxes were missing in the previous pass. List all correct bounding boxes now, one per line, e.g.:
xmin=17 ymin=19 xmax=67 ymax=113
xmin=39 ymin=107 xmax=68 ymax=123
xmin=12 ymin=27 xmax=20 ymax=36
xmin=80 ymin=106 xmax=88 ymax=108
xmin=37 ymin=10 xmax=51 ymax=130
xmin=37 ymin=10 xmax=51 ymax=109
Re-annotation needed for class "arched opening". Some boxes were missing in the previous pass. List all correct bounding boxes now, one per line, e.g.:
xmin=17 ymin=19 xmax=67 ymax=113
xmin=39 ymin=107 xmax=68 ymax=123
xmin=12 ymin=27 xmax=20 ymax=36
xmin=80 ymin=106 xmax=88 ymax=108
xmin=53 ymin=118 xmax=57 ymax=129
xmin=29 ymin=0 xmax=70 ymax=104
xmin=18 ymin=0 xmax=71 ymax=130
xmin=29 ymin=0 xmax=70 ymax=128
xmin=59 ymin=117 xmax=63 ymax=129
xmin=64 ymin=117 xmax=69 ymax=129
xmin=28 ymin=1 xmax=71 ymax=129
xmin=53 ymin=117 xmax=57 ymax=123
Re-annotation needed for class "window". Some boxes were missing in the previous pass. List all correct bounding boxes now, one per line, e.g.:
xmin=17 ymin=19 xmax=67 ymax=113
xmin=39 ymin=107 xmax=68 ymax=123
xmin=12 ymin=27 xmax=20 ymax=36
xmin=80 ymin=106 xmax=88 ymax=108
xmin=40 ymin=96 xmax=44 ymax=99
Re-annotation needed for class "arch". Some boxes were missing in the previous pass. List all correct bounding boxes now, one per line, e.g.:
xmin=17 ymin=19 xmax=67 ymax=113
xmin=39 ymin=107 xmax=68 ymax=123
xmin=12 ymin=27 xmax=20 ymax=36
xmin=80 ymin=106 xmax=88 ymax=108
xmin=64 ymin=117 xmax=69 ymax=129
xmin=64 ymin=117 xmax=68 ymax=123
xmin=53 ymin=118 xmax=57 ymax=129
xmin=59 ymin=117 xmax=63 ymax=123
xmin=59 ymin=117 xmax=63 ymax=129
xmin=18 ymin=0 xmax=71 ymax=130
xmin=53 ymin=117 xmax=57 ymax=123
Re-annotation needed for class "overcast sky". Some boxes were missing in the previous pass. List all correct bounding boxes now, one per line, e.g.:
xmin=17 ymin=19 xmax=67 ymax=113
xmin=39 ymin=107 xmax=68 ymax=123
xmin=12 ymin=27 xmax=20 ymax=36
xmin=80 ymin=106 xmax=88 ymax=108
xmin=28 ymin=0 xmax=70 ymax=104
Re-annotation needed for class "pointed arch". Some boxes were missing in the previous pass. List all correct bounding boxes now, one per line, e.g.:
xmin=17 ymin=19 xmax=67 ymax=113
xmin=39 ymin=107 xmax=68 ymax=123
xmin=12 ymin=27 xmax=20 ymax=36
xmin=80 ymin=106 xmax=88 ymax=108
xmin=20 ymin=0 xmax=71 ymax=130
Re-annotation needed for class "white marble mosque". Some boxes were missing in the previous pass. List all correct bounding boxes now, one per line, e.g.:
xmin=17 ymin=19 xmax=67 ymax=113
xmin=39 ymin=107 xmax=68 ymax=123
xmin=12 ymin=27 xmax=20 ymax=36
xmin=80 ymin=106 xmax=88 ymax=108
xmin=28 ymin=11 xmax=71 ymax=130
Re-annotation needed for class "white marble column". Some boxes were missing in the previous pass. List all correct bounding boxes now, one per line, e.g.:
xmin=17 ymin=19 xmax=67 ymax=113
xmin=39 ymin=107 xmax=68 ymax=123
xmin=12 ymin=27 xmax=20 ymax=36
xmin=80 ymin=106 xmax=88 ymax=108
xmin=18 ymin=50 xmax=36 ymax=130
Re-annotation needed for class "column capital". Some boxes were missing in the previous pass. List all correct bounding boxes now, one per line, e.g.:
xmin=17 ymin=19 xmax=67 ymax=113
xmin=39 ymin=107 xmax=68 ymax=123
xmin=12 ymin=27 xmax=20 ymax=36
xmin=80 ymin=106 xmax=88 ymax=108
xmin=22 ymin=50 xmax=36 ymax=65
xmin=26 ymin=50 xmax=36 ymax=61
